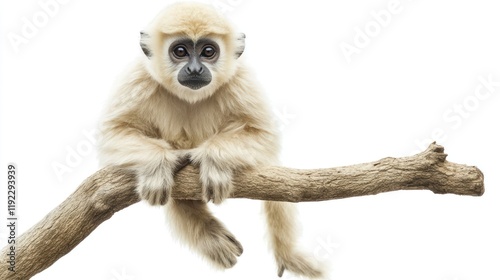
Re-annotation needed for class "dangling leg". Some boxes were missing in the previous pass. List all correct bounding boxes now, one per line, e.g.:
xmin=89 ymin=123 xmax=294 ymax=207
xmin=165 ymin=199 xmax=243 ymax=269
xmin=264 ymin=201 xmax=324 ymax=278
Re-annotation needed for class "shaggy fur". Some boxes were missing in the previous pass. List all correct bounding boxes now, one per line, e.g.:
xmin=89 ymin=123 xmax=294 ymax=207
xmin=97 ymin=2 xmax=323 ymax=278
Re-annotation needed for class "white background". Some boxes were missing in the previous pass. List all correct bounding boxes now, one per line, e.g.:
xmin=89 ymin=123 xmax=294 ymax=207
xmin=1 ymin=0 xmax=499 ymax=279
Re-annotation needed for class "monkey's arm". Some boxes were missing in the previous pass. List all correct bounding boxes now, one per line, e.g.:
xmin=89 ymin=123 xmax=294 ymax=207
xmin=99 ymin=71 xmax=172 ymax=169
xmin=99 ymin=118 xmax=183 ymax=205
xmin=192 ymin=125 xmax=277 ymax=167
xmin=98 ymin=62 xmax=187 ymax=205
xmin=190 ymin=121 xmax=278 ymax=203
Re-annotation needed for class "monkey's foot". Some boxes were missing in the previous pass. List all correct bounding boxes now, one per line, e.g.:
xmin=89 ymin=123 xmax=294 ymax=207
xmin=199 ymin=219 xmax=243 ymax=269
xmin=276 ymin=251 xmax=324 ymax=279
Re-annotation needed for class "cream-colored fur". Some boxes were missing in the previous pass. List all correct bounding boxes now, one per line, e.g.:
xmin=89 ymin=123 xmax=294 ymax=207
xmin=97 ymin=2 xmax=323 ymax=278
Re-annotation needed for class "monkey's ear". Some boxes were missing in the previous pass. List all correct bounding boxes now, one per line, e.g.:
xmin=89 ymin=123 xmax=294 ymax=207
xmin=140 ymin=31 xmax=152 ymax=58
xmin=235 ymin=33 xmax=245 ymax=59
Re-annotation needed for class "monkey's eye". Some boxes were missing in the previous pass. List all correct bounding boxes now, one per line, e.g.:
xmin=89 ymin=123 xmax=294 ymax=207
xmin=201 ymin=45 xmax=216 ymax=58
xmin=172 ymin=46 xmax=188 ymax=58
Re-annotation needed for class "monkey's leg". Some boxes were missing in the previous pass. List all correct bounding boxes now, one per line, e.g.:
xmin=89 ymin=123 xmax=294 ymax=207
xmin=264 ymin=201 xmax=324 ymax=278
xmin=165 ymin=199 xmax=243 ymax=269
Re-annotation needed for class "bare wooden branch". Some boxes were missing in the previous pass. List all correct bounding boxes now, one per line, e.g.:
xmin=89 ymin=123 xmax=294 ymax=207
xmin=0 ymin=143 xmax=484 ymax=279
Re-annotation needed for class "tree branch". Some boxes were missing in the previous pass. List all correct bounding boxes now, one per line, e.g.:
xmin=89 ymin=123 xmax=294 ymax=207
xmin=0 ymin=143 xmax=484 ymax=279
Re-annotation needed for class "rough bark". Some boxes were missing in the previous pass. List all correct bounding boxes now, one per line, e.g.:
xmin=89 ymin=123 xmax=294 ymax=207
xmin=0 ymin=143 xmax=484 ymax=279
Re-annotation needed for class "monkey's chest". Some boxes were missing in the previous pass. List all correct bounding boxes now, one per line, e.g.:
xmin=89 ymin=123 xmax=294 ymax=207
xmin=167 ymin=128 xmax=196 ymax=149
xmin=150 ymin=96 xmax=227 ymax=150
xmin=160 ymin=115 xmax=223 ymax=150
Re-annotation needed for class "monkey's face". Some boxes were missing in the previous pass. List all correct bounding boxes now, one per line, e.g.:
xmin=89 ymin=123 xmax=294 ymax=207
xmin=141 ymin=32 xmax=244 ymax=104
xmin=161 ymin=36 xmax=232 ymax=103
xmin=169 ymin=38 xmax=219 ymax=91
xmin=139 ymin=3 xmax=245 ymax=103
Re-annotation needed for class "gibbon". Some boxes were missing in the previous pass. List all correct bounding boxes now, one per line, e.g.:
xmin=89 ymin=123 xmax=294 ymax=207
xmin=97 ymin=2 xmax=323 ymax=278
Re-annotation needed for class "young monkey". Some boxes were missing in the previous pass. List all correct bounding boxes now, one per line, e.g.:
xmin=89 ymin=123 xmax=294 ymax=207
xmin=97 ymin=2 xmax=323 ymax=278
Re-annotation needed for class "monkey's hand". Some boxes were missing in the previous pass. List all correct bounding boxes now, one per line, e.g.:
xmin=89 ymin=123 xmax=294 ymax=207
xmin=137 ymin=150 xmax=191 ymax=206
xmin=191 ymin=150 xmax=234 ymax=204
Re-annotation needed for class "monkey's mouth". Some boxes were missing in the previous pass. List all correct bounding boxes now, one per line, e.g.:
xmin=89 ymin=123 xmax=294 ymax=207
xmin=179 ymin=77 xmax=211 ymax=90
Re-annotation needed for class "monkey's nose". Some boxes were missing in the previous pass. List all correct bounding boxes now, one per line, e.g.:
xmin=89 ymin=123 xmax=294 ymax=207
xmin=186 ymin=61 xmax=204 ymax=75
